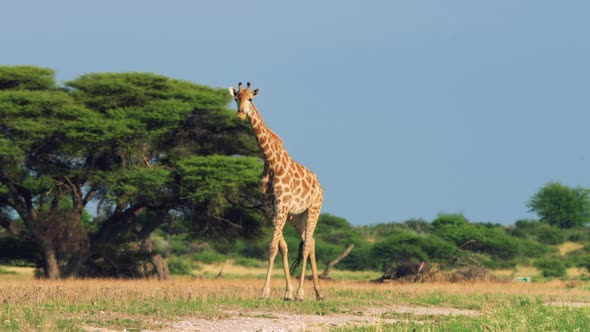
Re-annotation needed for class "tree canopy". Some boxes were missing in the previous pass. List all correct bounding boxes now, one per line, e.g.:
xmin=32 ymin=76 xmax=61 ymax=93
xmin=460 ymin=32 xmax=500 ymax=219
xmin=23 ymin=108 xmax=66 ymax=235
xmin=0 ymin=66 xmax=264 ymax=278
xmin=527 ymin=182 xmax=590 ymax=229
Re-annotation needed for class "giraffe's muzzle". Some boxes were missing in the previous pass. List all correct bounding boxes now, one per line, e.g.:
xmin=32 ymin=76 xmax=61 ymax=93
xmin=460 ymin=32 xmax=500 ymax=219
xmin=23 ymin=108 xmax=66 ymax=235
xmin=237 ymin=110 xmax=246 ymax=120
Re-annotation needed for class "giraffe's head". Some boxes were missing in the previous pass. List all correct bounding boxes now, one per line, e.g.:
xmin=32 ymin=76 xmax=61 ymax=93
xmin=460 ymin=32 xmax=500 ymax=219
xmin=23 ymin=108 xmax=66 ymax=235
xmin=228 ymin=82 xmax=260 ymax=120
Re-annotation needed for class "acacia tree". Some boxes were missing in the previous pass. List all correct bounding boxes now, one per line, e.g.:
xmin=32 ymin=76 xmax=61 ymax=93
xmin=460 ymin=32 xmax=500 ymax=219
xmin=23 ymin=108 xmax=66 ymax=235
xmin=527 ymin=182 xmax=590 ymax=229
xmin=0 ymin=66 xmax=264 ymax=278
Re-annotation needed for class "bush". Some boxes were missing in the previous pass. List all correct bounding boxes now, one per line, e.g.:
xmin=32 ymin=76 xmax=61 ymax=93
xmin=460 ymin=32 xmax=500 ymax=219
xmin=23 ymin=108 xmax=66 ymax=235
xmin=167 ymin=256 xmax=194 ymax=276
xmin=371 ymin=230 xmax=456 ymax=271
xmin=433 ymin=214 xmax=523 ymax=262
xmin=191 ymin=250 xmax=226 ymax=264
xmin=150 ymin=233 xmax=170 ymax=257
xmin=431 ymin=213 xmax=468 ymax=228
xmin=509 ymin=220 xmax=566 ymax=245
xmin=536 ymin=226 xmax=566 ymax=245
xmin=341 ymin=244 xmax=376 ymax=270
xmin=516 ymin=239 xmax=555 ymax=263
xmin=565 ymin=227 xmax=590 ymax=242
xmin=233 ymin=257 xmax=266 ymax=268
xmin=534 ymin=257 xmax=567 ymax=278
xmin=565 ymin=246 xmax=590 ymax=271
xmin=403 ymin=218 xmax=431 ymax=234
xmin=168 ymin=233 xmax=192 ymax=255
xmin=235 ymin=238 xmax=267 ymax=259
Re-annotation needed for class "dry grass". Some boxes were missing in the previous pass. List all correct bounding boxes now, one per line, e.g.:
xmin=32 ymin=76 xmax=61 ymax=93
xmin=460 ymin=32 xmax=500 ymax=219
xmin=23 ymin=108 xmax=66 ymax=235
xmin=196 ymin=260 xmax=382 ymax=280
xmin=0 ymin=265 xmax=35 ymax=277
xmin=492 ymin=265 xmax=539 ymax=279
xmin=2 ymin=265 xmax=590 ymax=331
xmin=558 ymin=241 xmax=585 ymax=255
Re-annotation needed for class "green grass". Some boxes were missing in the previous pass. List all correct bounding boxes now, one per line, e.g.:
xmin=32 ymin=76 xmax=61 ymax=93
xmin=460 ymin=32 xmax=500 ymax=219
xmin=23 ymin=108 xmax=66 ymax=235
xmin=334 ymin=298 xmax=590 ymax=331
xmin=0 ymin=266 xmax=16 ymax=275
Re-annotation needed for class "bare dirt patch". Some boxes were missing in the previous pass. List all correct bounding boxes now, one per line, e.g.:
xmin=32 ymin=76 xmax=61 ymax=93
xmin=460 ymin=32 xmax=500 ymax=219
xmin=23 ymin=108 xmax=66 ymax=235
xmin=160 ymin=305 xmax=476 ymax=332
xmin=84 ymin=304 xmax=477 ymax=332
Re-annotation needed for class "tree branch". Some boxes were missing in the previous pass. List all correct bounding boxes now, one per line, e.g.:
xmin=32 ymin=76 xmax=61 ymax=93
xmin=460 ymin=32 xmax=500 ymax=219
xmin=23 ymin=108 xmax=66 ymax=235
xmin=92 ymin=203 xmax=147 ymax=246
xmin=82 ymin=188 xmax=96 ymax=207
xmin=319 ymin=244 xmax=355 ymax=279
xmin=0 ymin=215 xmax=24 ymax=237
xmin=0 ymin=171 xmax=32 ymax=212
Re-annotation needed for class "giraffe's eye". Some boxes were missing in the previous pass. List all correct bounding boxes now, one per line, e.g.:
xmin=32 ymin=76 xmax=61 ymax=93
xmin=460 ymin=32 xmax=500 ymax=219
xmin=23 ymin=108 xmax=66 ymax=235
xmin=248 ymin=98 xmax=253 ymax=101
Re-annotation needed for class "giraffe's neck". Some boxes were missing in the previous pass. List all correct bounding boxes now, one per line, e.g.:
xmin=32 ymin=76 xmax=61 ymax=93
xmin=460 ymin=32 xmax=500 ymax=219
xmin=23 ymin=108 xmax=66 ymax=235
xmin=248 ymin=105 xmax=287 ymax=170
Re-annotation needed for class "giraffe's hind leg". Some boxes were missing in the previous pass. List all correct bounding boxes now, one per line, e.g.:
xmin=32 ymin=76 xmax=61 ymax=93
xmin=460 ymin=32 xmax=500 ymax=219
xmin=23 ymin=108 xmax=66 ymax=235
xmin=308 ymin=237 xmax=324 ymax=300
xmin=286 ymin=213 xmax=306 ymax=300
xmin=278 ymin=235 xmax=294 ymax=300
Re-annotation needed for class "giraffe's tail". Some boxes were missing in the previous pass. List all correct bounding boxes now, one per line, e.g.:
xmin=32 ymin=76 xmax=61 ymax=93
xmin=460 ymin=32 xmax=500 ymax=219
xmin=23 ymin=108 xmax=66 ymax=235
xmin=290 ymin=240 xmax=305 ymax=275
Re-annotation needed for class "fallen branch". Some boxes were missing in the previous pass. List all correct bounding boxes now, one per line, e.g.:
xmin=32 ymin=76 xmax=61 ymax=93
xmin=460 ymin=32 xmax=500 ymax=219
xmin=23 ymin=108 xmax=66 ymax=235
xmin=215 ymin=260 xmax=228 ymax=279
xmin=319 ymin=244 xmax=354 ymax=280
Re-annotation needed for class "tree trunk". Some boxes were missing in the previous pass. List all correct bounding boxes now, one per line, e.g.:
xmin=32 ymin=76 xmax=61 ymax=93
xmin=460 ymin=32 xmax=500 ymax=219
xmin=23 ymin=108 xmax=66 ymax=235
xmin=152 ymin=254 xmax=170 ymax=280
xmin=62 ymin=253 xmax=88 ymax=278
xmin=142 ymin=238 xmax=170 ymax=280
xmin=42 ymin=244 xmax=60 ymax=279
xmin=319 ymin=244 xmax=354 ymax=279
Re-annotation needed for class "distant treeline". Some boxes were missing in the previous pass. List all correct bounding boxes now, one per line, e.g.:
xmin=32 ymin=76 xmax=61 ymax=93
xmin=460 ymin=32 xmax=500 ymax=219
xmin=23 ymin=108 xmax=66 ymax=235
xmin=154 ymin=212 xmax=590 ymax=280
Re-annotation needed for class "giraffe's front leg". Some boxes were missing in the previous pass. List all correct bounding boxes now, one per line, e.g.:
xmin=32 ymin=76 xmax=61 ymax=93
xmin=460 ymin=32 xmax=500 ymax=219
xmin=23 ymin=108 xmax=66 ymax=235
xmin=260 ymin=211 xmax=287 ymax=299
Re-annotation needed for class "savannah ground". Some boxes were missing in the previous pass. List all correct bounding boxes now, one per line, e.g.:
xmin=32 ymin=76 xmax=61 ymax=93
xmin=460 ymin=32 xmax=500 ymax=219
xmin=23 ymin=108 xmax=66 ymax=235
xmin=1 ymin=264 xmax=590 ymax=332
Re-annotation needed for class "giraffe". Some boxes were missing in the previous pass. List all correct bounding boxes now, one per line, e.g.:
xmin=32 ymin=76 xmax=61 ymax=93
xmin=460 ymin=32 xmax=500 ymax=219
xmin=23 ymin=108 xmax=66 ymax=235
xmin=229 ymin=82 xmax=324 ymax=301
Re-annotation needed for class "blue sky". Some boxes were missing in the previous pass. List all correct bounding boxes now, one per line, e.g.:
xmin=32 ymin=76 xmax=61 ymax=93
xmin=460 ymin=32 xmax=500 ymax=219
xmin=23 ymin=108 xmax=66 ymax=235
xmin=2 ymin=1 xmax=589 ymax=225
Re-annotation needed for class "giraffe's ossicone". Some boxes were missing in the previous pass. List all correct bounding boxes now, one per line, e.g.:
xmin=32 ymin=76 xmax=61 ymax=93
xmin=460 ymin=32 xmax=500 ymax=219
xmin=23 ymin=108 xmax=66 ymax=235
xmin=229 ymin=82 xmax=324 ymax=301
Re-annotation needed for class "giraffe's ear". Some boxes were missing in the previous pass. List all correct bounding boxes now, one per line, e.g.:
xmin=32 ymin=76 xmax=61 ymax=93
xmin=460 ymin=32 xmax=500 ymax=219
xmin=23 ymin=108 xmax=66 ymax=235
xmin=252 ymin=88 xmax=260 ymax=97
xmin=228 ymin=87 xmax=237 ymax=97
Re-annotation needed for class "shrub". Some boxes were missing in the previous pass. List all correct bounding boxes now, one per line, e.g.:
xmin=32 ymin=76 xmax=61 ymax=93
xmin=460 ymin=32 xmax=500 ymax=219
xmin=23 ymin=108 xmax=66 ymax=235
xmin=167 ymin=256 xmax=194 ymax=276
xmin=433 ymin=214 xmax=523 ymax=262
xmin=233 ymin=257 xmax=266 ymax=268
xmin=150 ymin=233 xmax=170 ymax=257
xmin=235 ymin=239 xmax=267 ymax=259
xmin=565 ymin=227 xmax=590 ymax=242
xmin=371 ymin=230 xmax=456 ymax=271
xmin=536 ymin=226 xmax=566 ymax=245
xmin=431 ymin=213 xmax=468 ymax=228
xmin=516 ymin=239 xmax=555 ymax=263
xmin=191 ymin=250 xmax=226 ymax=264
xmin=565 ymin=246 xmax=590 ymax=271
xmin=341 ymin=244 xmax=376 ymax=270
xmin=403 ymin=218 xmax=431 ymax=234
xmin=168 ymin=233 xmax=192 ymax=255
xmin=509 ymin=220 xmax=567 ymax=245
xmin=534 ymin=257 xmax=567 ymax=279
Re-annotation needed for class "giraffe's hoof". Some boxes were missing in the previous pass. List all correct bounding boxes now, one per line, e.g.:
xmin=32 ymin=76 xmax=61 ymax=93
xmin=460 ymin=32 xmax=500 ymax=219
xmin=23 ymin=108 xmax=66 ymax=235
xmin=283 ymin=296 xmax=294 ymax=302
xmin=296 ymin=288 xmax=304 ymax=301
xmin=316 ymin=295 xmax=325 ymax=301
xmin=260 ymin=288 xmax=271 ymax=300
